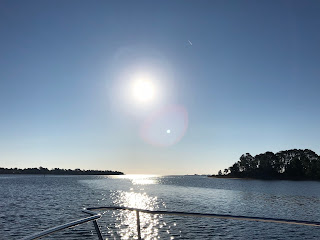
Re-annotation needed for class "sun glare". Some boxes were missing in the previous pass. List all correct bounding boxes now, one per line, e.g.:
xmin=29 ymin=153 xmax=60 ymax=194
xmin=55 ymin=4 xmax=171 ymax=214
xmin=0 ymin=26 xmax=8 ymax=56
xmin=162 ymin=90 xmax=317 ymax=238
xmin=132 ymin=78 xmax=155 ymax=103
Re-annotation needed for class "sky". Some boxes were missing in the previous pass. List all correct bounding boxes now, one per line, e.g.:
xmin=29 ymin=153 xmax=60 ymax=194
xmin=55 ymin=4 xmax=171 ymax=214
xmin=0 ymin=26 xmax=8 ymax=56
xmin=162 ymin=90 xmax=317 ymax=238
xmin=1 ymin=1 xmax=320 ymax=175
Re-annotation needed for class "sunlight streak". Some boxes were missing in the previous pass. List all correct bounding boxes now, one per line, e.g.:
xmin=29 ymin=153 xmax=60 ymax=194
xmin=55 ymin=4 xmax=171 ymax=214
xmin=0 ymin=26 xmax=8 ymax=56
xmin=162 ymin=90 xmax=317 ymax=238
xmin=112 ymin=191 xmax=161 ymax=239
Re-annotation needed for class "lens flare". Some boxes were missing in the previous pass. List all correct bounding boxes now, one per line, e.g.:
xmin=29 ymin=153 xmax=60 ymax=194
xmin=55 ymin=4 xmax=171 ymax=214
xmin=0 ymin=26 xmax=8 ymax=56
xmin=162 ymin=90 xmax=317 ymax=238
xmin=140 ymin=105 xmax=188 ymax=147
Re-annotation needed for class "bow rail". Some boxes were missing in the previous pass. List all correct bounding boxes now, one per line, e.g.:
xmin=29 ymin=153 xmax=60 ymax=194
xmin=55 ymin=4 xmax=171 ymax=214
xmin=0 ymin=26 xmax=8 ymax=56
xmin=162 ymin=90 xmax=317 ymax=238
xmin=22 ymin=206 xmax=320 ymax=240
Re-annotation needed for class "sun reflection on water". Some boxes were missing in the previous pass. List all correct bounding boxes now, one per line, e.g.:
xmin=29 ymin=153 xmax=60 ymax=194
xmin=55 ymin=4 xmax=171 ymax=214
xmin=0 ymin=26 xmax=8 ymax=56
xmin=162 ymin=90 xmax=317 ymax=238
xmin=110 ymin=174 xmax=158 ymax=185
xmin=104 ymin=175 xmax=165 ymax=239
xmin=110 ymin=191 xmax=162 ymax=239
xmin=96 ymin=175 xmax=180 ymax=239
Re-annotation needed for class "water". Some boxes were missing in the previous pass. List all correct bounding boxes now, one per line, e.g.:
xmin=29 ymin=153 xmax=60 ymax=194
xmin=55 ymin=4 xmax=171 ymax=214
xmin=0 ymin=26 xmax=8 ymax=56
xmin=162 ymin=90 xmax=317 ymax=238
xmin=1 ymin=175 xmax=320 ymax=239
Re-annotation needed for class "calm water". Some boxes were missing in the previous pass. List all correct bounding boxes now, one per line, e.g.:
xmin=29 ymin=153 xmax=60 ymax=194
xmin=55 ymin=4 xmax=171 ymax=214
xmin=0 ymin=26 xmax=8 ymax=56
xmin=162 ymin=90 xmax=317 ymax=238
xmin=1 ymin=175 xmax=320 ymax=239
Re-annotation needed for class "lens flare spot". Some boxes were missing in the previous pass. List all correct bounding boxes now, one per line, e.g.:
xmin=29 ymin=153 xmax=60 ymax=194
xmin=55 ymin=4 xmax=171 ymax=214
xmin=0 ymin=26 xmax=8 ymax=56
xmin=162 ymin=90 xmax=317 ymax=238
xmin=140 ymin=105 xmax=188 ymax=147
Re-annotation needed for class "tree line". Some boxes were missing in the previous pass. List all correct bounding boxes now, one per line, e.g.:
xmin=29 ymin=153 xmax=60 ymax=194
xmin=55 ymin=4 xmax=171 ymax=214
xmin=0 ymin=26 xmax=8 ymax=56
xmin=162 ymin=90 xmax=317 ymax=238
xmin=217 ymin=149 xmax=320 ymax=180
xmin=0 ymin=167 xmax=124 ymax=175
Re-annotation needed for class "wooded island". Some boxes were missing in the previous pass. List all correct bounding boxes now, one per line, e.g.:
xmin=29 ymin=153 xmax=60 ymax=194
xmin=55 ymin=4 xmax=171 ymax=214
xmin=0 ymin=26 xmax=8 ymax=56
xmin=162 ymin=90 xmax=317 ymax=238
xmin=215 ymin=149 xmax=320 ymax=180
xmin=0 ymin=167 xmax=124 ymax=175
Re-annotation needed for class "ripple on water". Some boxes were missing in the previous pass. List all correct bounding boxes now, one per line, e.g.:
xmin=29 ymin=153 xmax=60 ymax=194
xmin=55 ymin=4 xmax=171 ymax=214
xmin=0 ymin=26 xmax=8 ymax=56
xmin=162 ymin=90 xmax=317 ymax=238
xmin=1 ymin=175 xmax=320 ymax=239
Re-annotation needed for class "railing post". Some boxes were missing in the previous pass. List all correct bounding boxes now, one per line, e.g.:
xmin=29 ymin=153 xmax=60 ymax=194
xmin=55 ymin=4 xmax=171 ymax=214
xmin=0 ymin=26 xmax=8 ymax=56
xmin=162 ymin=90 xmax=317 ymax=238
xmin=136 ymin=210 xmax=142 ymax=240
xmin=92 ymin=220 xmax=103 ymax=240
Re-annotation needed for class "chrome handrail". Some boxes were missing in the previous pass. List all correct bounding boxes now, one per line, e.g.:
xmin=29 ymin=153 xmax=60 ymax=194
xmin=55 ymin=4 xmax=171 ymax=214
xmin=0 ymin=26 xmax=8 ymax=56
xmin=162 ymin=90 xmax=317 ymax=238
xmin=21 ymin=214 xmax=102 ymax=240
xmin=85 ymin=206 xmax=320 ymax=227
xmin=22 ymin=206 xmax=320 ymax=240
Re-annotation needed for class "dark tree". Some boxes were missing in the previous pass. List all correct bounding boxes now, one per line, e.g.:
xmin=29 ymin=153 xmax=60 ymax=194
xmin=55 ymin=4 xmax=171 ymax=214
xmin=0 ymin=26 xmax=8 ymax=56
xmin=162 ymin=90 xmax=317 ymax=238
xmin=226 ymin=149 xmax=320 ymax=180
xmin=0 ymin=167 xmax=124 ymax=175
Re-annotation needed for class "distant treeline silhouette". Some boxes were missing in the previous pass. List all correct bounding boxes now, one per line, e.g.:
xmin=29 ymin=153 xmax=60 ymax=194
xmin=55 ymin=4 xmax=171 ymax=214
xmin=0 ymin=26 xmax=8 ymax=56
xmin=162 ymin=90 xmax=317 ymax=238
xmin=217 ymin=149 xmax=320 ymax=180
xmin=0 ymin=167 xmax=124 ymax=175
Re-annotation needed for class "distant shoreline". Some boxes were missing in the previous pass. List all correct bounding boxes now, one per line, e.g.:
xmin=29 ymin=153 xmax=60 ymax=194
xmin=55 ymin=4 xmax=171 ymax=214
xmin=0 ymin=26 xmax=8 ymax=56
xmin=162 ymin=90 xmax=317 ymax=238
xmin=208 ymin=176 xmax=246 ymax=180
xmin=0 ymin=167 xmax=124 ymax=175
xmin=208 ymin=175 xmax=320 ymax=181
xmin=0 ymin=173 xmax=124 ymax=175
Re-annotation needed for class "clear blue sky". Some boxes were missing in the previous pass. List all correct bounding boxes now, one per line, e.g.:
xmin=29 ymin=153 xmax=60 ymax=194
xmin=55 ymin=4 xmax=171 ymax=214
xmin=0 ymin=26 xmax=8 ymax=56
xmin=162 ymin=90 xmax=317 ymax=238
xmin=1 ymin=1 xmax=320 ymax=174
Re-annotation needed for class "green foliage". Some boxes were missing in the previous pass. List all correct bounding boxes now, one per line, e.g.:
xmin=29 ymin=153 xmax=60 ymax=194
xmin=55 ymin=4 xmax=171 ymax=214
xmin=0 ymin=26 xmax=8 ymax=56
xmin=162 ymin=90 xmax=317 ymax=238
xmin=228 ymin=149 xmax=320 ymax=180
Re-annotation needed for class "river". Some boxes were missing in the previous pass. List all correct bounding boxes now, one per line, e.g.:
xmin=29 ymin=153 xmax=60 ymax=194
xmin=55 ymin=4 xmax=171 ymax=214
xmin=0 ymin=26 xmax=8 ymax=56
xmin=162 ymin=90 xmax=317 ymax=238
xmin=1 ymin=175 xmax=319 ymax=239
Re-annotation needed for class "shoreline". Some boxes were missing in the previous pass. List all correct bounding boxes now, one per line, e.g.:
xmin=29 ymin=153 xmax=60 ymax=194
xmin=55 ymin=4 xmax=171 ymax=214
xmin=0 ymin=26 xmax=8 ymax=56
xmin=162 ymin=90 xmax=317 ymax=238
xmin=208 ymin=175 xmax=320 ymax=181
xmin=208 ymin=176 xmax=251 ymax=180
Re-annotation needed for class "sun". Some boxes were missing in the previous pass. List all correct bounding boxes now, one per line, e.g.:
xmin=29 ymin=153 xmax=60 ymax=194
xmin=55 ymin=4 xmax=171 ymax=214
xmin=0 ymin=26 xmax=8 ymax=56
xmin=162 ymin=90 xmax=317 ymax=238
xmin=132 ymin=78 xmax=155 ymax=103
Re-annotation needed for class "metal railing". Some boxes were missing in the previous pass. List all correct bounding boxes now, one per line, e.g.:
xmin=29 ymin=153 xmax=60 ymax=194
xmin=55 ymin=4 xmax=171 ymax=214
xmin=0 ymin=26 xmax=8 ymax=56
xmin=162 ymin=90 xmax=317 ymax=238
xmin=21 ymin=214 xmax=102 ymax=240
xmin=22 ymin=206 xmax=320 ymax=240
